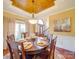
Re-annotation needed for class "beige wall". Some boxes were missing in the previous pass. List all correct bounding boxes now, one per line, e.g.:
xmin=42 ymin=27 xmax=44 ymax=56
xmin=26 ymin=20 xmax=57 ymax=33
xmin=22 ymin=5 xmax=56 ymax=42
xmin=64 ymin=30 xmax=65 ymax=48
xmin=49 ymin=8 xmax=75 ymax=36
xmin=29 ymin=23 xmax=35 ymax=34
xmin=3 ymin=16 xmax=9 ymax=49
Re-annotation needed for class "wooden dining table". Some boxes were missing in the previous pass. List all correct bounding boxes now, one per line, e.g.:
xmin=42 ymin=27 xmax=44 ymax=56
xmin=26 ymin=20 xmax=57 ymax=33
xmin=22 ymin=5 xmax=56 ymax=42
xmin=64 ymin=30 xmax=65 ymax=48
xmin=16 ymin=36 xmax=50 ymax=55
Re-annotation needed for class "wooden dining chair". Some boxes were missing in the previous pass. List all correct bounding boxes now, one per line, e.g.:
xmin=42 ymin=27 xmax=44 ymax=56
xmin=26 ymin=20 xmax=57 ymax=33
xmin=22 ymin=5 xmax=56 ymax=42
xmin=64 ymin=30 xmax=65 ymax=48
xmin=6 ymin=40 xmax=19 ymax=59
xmin=6 ymin=34 xmax=15 ymax=59
xmin=34 ymin=32 xmax=38 ymax=36
xmin=20 ymin=43 xmax=26 ymax=59
xmin=39 ymin=36 xmax=57 ymax=59
xmin=6 ymin=40 xmax=13 ymax=59
xmin=6 ymin=34 xmax=26 ymax=59
xmin=49 ymin=36 xmax=57 ymax=59
xmin=38 ymin=34 xmax=44 ymax=37
xmin=7 ymin=34 xmax=15 ymax=41
xmin=22 ymin=32 xmax=29 ymax=38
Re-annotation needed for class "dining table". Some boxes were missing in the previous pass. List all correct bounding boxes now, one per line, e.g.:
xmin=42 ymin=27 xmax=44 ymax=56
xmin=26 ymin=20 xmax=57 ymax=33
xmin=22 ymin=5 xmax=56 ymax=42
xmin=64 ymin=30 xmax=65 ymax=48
xmin=16 ymin=36 xmax=50 ymax=55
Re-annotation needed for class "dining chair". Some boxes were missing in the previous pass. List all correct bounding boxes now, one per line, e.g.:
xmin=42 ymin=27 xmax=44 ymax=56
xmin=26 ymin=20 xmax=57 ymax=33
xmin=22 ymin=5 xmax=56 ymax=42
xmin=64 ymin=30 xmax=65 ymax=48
xmin=38 ymin=34 xmax=44 ymax=37
xmin=7 ymin=34 xmax=21 ymax=54
xmin=19 ymin=43 xmax=26 ymax=59
xmin=7 ymin=34 xmax=15 ymax=41
xmin=39 ymin=36 xmax=57 ymax=59
xmin=22 ymin=32 xmax=29 ymax=38
xmin=6 ymin=34 xmax=16 ymax=59
xmin=6 ymin=40 xmax=20 ymax=59
xmin=6 ymin=35 xmax=26 ymax=59
xmin=49 ymin=36 xmax=57 ymax=59
xmin=47 ymin=34 xmax=53 ymax=44
xmin=6 ymin=40 xmax=13 ymax=59
xmin=34 ymin=32 xmax=38 ymax=36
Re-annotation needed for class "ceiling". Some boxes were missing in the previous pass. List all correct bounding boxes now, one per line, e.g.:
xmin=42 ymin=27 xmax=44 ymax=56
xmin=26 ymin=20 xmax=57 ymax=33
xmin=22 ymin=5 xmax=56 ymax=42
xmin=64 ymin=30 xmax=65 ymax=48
xmin=11 ymin=0 xmax=55 ymax=13
xmin=3 ymin=0 xmax=75 ymax=19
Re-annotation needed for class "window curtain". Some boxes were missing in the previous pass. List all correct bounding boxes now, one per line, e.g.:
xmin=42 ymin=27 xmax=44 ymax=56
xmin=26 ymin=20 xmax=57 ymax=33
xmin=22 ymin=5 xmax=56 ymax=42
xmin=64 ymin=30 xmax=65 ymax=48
xmin=3 ymin=16 xmax=15 ymax=49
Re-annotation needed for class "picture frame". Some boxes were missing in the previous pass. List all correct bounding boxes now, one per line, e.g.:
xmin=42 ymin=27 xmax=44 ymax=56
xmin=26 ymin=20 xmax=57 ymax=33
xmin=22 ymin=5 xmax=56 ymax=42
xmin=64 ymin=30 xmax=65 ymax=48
xmin=54 ymin=17 xmax=71 ymax=32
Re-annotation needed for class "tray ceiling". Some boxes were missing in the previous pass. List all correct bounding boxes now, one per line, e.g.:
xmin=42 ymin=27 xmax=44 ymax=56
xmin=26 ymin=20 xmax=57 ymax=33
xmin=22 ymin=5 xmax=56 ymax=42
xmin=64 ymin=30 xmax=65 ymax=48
xmin=11 ymin=0 xmax=56 ymax=13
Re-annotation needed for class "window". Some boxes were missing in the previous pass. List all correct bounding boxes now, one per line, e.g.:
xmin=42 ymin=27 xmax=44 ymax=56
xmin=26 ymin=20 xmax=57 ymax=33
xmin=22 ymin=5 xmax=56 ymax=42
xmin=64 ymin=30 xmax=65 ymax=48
xmin=15 ymin=21 xmax=26 ymax=41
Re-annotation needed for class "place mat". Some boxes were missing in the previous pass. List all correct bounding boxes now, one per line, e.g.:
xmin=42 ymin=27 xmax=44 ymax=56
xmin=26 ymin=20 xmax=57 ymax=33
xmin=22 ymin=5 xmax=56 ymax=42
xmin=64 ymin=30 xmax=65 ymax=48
xmin=23 ymin=42 xmax=33 ymax=49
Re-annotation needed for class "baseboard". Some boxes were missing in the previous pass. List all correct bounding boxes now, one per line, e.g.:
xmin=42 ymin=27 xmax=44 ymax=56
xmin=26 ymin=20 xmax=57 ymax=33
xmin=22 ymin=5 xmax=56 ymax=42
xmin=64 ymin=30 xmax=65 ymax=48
xmin=56 ymin=47 xmax=75 ymax=54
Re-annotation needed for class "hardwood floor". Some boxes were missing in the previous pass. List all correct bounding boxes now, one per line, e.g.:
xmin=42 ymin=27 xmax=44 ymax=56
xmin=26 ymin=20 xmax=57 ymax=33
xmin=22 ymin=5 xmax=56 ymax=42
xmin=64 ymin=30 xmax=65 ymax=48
xmin=56 ymin=47 xmax=75 ymax=59
xmin=3 ymin=48 xmax=9 ymax=56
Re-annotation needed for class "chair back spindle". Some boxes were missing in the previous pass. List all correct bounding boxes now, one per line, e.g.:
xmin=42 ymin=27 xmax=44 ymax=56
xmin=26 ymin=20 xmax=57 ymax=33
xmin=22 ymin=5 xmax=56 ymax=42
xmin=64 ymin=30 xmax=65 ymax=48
xmin=22 ymin=32 xmax=29 ymax=38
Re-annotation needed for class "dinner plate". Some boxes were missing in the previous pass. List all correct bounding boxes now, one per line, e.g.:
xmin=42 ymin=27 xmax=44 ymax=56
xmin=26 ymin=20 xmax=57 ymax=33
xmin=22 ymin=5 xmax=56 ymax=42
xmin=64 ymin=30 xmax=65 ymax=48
xmin=37 ymin=41 xmax=46 ymax=47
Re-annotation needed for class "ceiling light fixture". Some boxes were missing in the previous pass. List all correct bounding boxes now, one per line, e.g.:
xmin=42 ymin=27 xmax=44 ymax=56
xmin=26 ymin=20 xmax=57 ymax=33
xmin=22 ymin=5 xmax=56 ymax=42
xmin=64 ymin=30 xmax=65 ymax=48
xmin=29 ymin=0 xmax=43 ymax=25
xmin=28 ymin=0 xmax=37 ymax=24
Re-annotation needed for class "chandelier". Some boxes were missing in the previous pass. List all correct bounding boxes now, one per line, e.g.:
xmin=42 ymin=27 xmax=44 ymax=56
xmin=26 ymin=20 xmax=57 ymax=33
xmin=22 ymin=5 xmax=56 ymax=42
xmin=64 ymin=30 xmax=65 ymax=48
xmin=28 ymin=0 xmax=43 ymax=25
xmin=28 ymin=0 xmax=36 ymax=24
